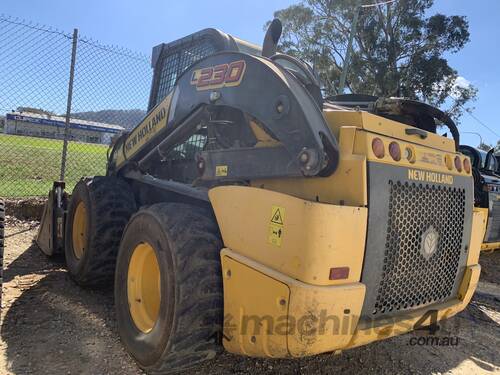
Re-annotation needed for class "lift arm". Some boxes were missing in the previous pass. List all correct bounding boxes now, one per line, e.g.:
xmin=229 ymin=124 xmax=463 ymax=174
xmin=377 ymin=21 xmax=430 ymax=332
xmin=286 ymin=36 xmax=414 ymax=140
xmin=107 ymin=51 xmax=339 ymax=180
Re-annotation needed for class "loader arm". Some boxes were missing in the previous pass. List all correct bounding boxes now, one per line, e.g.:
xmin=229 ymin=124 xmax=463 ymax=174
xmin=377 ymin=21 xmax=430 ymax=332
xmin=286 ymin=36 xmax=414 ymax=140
xmin=107 ymin=52 xmax=339 ymax=181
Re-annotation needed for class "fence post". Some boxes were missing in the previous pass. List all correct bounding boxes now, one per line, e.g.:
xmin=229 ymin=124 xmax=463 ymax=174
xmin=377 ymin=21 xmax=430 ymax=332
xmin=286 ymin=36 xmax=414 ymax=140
xmin=60 ymin=28 xmax=78 ymax=181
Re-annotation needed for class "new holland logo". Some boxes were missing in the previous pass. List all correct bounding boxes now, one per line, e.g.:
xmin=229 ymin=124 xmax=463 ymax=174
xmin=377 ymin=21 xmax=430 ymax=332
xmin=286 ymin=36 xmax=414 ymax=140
xmin=408 ymin=169 xmax=454 ymax=185
xmin=421 ymin=226 xmax=439 ymax=260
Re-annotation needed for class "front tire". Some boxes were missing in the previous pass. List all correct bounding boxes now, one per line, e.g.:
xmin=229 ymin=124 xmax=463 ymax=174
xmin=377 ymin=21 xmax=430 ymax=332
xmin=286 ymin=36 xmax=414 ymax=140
xmin=115 ymin=203 xmax=223 ymax=374
xmin=65 ymin=176 xmax=136 ymax=287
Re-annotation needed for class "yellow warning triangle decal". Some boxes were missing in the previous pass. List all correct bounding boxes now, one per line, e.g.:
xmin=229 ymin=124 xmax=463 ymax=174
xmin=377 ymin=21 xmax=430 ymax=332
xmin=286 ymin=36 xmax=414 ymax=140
xmin=271 ymin=208 xmax=284 ymax=225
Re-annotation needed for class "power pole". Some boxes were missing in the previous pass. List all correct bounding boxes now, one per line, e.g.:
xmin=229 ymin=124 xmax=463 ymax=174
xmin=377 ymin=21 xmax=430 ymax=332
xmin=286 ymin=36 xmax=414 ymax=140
xmin=338 ymin=1 xmax=361 ymax=94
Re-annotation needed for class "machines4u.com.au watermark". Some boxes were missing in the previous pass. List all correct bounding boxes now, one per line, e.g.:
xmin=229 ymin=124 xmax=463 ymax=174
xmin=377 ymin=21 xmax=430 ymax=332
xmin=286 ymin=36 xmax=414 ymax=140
xmin=223 ymin=308 xmax=460 ymax=346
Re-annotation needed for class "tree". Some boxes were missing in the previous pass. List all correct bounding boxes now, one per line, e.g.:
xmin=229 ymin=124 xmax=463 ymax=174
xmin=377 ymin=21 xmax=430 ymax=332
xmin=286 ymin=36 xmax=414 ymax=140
xmin=268 ymin=0 xmax=477 ymax=122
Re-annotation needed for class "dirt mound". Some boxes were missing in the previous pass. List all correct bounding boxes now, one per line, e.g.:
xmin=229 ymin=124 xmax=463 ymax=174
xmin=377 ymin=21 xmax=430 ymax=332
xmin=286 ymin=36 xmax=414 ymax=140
xmin=3 ymin=198 xmax=46 ymax=221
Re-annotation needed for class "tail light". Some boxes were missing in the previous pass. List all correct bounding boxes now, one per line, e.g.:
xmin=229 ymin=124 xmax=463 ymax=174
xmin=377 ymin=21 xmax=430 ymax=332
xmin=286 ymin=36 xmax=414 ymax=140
xmin=454 ymin=156 xmax=462 ymax=172
xmin=389 ymin=142 xmax=401 ymax=161
xmin=372 ymin=138 xmax=385 ymax=159
xmin=463 ymin=158 xmax=471 ymax=174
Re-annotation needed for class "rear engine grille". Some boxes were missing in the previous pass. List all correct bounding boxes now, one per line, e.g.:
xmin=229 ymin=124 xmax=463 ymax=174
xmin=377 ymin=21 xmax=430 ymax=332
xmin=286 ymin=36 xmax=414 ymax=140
xmin=372 ymin=181 xmax=466 ymax=316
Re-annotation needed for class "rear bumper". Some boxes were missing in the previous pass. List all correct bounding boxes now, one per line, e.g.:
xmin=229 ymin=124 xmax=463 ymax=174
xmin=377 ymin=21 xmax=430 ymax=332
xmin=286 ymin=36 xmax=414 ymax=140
xmin=347 ymin=264 xmax=480 ymax=349
xmin=221 ymin=248 xmax=480 ymax=358
xmin=220 ymin=208 xmax=486 ymax=358
xmin=212 ymin=186 xmax=486 ymax=358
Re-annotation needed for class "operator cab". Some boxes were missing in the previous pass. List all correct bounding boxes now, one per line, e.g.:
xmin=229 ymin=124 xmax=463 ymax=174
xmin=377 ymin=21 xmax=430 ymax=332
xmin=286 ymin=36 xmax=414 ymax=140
xmin=148 ymin=28 xmax=262 ymax=110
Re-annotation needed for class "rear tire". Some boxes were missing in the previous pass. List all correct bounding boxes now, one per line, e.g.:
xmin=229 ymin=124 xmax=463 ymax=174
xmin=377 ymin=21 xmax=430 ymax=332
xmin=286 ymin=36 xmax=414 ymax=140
xmin=115 ymin=203 xmax=223 ymax=374
xmin=65 ymin=176 xmax=136 ymax=287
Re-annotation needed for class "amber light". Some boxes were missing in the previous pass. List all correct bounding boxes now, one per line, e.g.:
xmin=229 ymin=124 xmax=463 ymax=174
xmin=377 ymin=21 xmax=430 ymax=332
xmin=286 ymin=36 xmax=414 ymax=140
xmin=463 ymin=158 xmax=471 ymax=174
xmin=454 ymin=156 xmax=462 ymax=172
xmin=389 ymin=142 xmax=401 ymax=161
xmin=372 ymin=138 xmax=385 ymax=158
xmin=445 ymin=155 xmax=453 ymax=170
xmin=329 ymin=267 xmax=350 ymax=280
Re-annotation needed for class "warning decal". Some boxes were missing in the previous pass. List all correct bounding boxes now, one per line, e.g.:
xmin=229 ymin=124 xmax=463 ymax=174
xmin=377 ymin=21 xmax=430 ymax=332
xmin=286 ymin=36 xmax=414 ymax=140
xmin=215 ymin=165 xmax=228 ymax=177
xmin=270 ymin=206 xmax=285 ymax=225
xmin=268 ymin=205 xmax=285 ymax=247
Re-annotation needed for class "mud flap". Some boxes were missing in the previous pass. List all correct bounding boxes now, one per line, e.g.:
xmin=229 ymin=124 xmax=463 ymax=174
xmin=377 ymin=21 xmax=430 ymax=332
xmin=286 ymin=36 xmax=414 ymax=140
xmin=36 ymin=181 xmax=68 ymax=257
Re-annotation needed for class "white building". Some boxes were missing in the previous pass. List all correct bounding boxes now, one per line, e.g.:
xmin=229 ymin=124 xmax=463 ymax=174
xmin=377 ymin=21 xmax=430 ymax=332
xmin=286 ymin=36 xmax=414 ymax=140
xmin=4 ymin=111 xmax=124 ymax=144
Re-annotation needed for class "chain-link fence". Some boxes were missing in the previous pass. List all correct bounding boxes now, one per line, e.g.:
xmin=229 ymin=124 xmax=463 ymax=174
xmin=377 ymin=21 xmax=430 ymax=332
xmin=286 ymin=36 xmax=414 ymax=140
xmin=0 ymin=15 xmax=152 ymax=197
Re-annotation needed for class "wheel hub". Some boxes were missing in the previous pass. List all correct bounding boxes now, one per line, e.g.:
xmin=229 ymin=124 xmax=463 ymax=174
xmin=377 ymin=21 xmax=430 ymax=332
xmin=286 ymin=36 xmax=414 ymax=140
xmin=72 ymin=201 xmax=87 ymax=259
xmin=127 ymin=242 xmax=161 ymax=333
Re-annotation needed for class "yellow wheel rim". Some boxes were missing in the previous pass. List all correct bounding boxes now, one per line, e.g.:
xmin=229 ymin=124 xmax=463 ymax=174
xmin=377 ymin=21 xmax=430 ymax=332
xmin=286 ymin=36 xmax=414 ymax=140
xmin=72 ymin=201 xmax=87 ymax=259
xmin=127 ymin=242 xmax=161 ymax=333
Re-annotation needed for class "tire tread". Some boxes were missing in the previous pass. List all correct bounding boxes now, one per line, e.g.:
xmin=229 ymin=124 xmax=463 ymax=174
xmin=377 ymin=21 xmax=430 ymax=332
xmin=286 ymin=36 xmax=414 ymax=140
xmin=143 ymin=203 xmax=223 ymax=374
xmin=68 ymin=176 xmax=136 ymax=286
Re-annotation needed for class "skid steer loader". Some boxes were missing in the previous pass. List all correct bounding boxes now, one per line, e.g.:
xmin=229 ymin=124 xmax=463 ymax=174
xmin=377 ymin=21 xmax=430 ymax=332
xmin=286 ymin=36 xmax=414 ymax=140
xmin=36 ymin=20 xmax=486 ymax=373
xmin=459 ymin=145 xmax=500 ymax=251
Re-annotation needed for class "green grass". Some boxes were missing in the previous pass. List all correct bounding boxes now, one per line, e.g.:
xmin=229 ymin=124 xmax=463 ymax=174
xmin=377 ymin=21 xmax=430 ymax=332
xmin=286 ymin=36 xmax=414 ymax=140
xmin=0 ymin=133 xmax=108 ymax=197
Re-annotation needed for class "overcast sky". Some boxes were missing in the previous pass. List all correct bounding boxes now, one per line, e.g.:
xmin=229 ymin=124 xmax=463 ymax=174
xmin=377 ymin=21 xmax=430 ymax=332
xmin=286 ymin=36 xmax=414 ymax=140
xmin=2 ymin=0 xmax=499 ymax=146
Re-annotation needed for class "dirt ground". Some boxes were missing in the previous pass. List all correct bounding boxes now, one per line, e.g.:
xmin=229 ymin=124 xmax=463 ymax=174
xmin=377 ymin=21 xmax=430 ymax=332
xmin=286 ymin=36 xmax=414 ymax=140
xmin=1 ymin=219 xmax=499 ymax=374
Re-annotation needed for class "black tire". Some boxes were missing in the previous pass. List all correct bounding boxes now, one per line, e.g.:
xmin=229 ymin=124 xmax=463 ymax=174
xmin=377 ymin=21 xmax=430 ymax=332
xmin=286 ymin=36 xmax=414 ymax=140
xmin=0 ymin=200 xmax=4 ymax=309
xmin=65 ymin=176 xmax=136 ymax=287
xmin=115 ymin=203 xmax=223 ymax=374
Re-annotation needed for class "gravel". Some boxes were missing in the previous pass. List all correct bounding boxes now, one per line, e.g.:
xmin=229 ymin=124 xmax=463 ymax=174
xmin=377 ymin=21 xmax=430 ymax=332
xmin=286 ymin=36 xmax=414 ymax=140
xmin=1 ymin=222 xmax=499 ymax=374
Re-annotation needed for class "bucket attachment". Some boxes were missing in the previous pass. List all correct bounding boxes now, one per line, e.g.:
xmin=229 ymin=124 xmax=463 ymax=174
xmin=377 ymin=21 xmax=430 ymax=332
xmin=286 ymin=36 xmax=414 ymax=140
xmin=36 ymin=181 xmax=68 ymax=257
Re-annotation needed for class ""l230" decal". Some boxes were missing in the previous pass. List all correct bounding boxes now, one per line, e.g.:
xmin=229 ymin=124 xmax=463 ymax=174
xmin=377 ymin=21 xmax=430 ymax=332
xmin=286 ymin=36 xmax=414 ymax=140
xmin=190 ymin=60 xmax=246 ymax=91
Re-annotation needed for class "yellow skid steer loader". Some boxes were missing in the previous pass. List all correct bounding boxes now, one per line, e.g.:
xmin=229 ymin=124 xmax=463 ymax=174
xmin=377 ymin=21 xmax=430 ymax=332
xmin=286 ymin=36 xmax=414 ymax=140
xmin=36 ymin=20 xmax=486 ymax=374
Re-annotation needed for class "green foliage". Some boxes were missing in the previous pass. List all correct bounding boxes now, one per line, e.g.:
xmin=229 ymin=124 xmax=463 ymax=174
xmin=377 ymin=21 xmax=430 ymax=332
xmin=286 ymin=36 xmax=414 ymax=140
xmin=268 ymin=0 xmax=477 ymax=121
